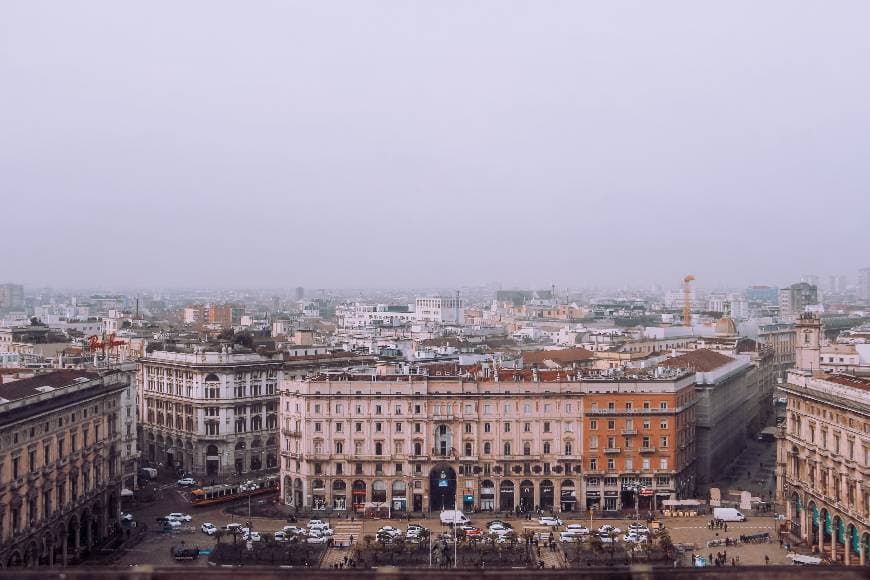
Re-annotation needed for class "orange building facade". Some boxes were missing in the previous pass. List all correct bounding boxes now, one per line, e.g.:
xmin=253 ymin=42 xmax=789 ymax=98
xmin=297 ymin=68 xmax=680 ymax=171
xmin=582 ymin=371 xmax=697 ymax=512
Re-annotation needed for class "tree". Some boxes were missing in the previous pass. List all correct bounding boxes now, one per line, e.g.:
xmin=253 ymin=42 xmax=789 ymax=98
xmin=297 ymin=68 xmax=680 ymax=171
xmin=215 ymin=530 xmax=226 ymax=544
xmin=657 ymin=530 xmax=674 ymax=560
xmin=233 ymin=331 xmax=254 ymax=348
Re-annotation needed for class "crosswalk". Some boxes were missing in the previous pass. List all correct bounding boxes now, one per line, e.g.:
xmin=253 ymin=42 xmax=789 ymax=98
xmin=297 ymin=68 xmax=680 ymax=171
xmin=320 ymin=521 xmax=363 ymax=568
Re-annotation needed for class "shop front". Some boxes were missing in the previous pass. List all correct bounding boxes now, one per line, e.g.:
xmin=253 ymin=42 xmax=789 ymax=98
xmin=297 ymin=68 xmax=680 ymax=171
xmin=604 ymin=491 xmax=619 ymax=512
xmin=586 ymin=490 xmax=601 ymax=511
xmin=480 ymin=480 xmax=495 ymax=511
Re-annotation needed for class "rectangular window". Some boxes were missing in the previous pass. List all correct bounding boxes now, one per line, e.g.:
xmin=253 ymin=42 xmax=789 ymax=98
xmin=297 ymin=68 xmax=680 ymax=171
xmin=589 ymin=420 xmax=598 ymax=430
xmin=504 ymin=422 xmax=511 ymax=433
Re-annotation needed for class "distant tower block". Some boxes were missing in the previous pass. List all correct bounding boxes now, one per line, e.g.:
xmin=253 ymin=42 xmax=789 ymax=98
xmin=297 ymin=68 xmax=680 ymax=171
xmin=794 ymin=312 xmax=822 ymax=371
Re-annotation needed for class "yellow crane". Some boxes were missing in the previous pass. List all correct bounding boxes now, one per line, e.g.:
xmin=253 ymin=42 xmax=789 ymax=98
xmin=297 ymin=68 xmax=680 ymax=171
xmin=683 ymin=275 xmax=695 ymax=327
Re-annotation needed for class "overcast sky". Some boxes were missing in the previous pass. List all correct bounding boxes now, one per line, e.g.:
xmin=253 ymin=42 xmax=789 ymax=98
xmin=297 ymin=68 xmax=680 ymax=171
xmin=2 ymin=1 xmax=868 ymax=290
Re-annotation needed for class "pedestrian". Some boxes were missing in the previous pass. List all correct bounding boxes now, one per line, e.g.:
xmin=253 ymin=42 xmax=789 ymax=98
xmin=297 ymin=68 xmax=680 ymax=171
xmin=731 ymin=558 xmax=735 ymax=567
xmin=764 ymin=555 xmax=769 ymax=565
xmin=779 ymin=537 xmax=783 ymax=548
xmin=724 ymin=523 xmax=728 ymax=532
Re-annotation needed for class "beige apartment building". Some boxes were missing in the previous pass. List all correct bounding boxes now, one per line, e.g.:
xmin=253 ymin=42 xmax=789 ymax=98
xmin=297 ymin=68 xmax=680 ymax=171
xmin=778 ymin=315 xmax=869 ymax=566
xmin=0 ymin=370 xmax=129 ymax=568
xmin=279 ymin=366 xmax=695 ymax=514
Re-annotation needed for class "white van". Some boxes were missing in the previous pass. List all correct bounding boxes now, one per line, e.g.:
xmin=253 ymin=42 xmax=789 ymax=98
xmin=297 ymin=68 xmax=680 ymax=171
xmin=713 ymin=507 xmax=746 ymax=522
xmin=439 ymin=510 xmax=470 ymax=526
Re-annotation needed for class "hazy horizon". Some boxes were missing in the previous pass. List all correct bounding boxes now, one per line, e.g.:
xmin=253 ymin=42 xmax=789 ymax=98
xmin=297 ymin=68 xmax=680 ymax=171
xmin=3 ymin=1 xmax=869 ymax=289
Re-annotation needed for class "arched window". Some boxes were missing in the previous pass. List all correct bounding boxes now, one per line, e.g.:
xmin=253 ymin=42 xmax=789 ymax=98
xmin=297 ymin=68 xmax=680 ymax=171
xmin=484 ymin=442 xmax=492 ymax=454
xmin=564 ymin=441 xmax=573 ymax=455
xmin=414 ymin=442 xmax=422 ymax=456
xmin=523 ymin=442 xmax=531 ymax=456
xmin=543 ymin=442 xmax=551 ymax=454
xmin=464 ymin=442 xmax=473 ymax=456
xmin=375 ymin=442 xmax=383 ymax=456
xmin=504 ymin=442 xmax=512 ymax=455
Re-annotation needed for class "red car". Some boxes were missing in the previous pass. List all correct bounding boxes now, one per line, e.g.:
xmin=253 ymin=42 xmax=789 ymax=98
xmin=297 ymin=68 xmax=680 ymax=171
xmin=464 ymin=527 xmax=483 ymax=538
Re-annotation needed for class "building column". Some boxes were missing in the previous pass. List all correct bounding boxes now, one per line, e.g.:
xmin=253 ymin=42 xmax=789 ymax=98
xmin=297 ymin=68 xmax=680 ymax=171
xmin=831 ymin=526 xmax=837 ymax=563
xmin=844 ymin=531 xmax=850 ymax=566
xmin=859 ymin=538 xmax=865 ymax=566
xmin=533 ymin=480 xmax=540 ymax=512
xmin=61 ymin=533 xmax=68 ymax=566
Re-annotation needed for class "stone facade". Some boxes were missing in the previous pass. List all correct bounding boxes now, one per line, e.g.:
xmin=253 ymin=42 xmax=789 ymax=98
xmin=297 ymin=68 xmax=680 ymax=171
xmin=0 ymin=370 xmax=129 ymax=568
xmin=139 ymin=349 xmax=283 ymax=478
xmin=279 ymin=367 xmax=696 ymax=515
xmin=778 ymin=370 xmax=869 ymax=566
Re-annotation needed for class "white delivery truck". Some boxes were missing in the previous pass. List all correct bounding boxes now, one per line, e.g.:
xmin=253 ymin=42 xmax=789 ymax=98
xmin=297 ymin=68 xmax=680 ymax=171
xmin=439 ymin=510 xmax=470 ymax=526
xmin=713 ymin=507 xmax=746 ymax=522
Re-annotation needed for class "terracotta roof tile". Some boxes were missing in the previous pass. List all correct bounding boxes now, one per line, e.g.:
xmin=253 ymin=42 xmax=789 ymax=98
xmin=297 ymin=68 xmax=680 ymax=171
xmin=522 ymin=347 xmax=595 ymax=366
xmin=661 ymin=349 xmax=734 ymax=372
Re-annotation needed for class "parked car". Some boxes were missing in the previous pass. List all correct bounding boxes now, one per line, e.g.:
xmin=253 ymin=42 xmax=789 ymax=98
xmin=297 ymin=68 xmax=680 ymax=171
xmin=167 ymin=513 xmax=192 ymax=522
xmin=565 ymin=524 xmax=589 ymax=535
xmin=487 ymin=523 xmax=509 ymax=533
xmin=622 ymin=532 xmax=648 ymax=544
xmin=597 ymin=525 xmax=621 ymax=535
xmin=560 ymin=531 xmax=581 ymax=543
xmin=224 ymin=523 xmax=243 ymax=533
xmin=121 ymin=512 xmax=134 ymax=521
xmin=485 ymin=520 xmax=512 ymax=529
xmin=627 ymin=523 xmax=650 ymax=535
xmin=177 ymin=477 xmax=196 ymax=487
xmin=598 ymin=532 xmax=615 ymax=544
xmin=378 ymin=526 xmax=402 ymax=538
xmin=283 ymin=526 xmax=307 ymax=536
xmin=164 ymin=520 xmax=182 ymax=529
xmin=273 ymin=531 xmax=289 ymax=542
xmin=464 ymin=527 xmax=484 ymax=538
xmin=539 ymin=516 xmax=563 ymax=526
xmin=307 ymin=531 xmax=329 ymax=544
xmin=201 ymin=523 xmax=217 ymax=535
xmin=244 ymin=531 xmax=262 ymax=542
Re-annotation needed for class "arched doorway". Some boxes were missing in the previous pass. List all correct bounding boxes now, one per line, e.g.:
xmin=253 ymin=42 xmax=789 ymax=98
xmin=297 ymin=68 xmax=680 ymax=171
xmin=283 ymin=476 xmax=293 ymax=505
xmin=790 ymin=492 xmax=802 ymax=537
xmin=352 ymin=480 xmax=367 ymax=512
xmin=312 ymin=479 xmax=326 ymax=510
xmin=234 ymin=440 xmax=246 ymax=474
xmin=332 ymin=480 xmax=347 ymax=510
xmin=480 ymin=480 xmax=495 ymax=511
xmin=293 ymin=478 xmax=303 ymax=508
xmin=808 ymin=501 xmax=819 ymax=546
xmin=560 ymin=480 xmax=576 ymax=512
xmin=429 ymin=465 xmax=457 ymax=511
xmin=540 ymin=480 xmax=554 ymax=511
xmin=519 ymin=480 xmax=534 ymax=512
xmin=391 ymin=480 xmax=407 ymax=512
xmin=499 ymin=480 xmax=515 ymax=512
xmin=206 ymin=444 xmax=220 ymax=475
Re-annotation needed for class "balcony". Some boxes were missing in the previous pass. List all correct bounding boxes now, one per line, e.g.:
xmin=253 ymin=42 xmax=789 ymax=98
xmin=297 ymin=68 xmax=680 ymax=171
xmin=459 ymin=455 xmax=479 ymax=462
xmin=639 ymin=446 xmax=656 ymax=454
xmin=604 ymin=447 xmax=621 ymax=454
xmin=622 ymin=429 xmax=637 ymax=435
xmin=282 ymin=429 xmax=302 ymax=437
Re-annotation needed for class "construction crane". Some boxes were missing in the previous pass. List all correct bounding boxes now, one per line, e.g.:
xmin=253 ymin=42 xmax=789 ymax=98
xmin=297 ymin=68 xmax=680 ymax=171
xmin=683 ymin=275 xmax=696 ymax=327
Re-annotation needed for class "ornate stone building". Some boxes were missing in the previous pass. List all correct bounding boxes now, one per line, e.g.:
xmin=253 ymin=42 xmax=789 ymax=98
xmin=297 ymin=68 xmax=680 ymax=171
xmin=279 ymin=366 xmax=696 ymax=515
xmin=139 ymin=348 xmax=283 ymax=477
xmin=778 ymin=315 xmax=869 ymax=566
xmin=0 ymin=370 xmax=130 ymax=568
